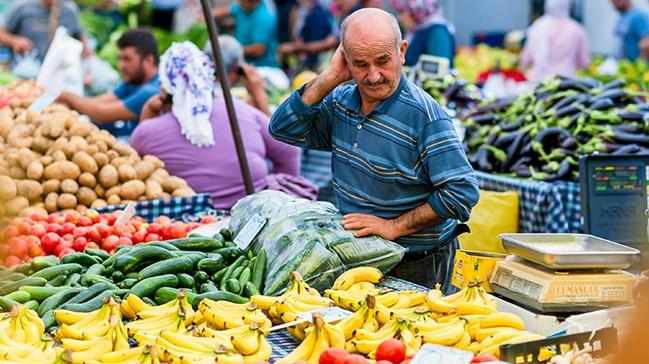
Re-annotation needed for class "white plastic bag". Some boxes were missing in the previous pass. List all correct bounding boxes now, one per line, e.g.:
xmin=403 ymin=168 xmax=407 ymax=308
xmin=37 ymin=26 xmax=84 ymax=95
xmin=11 ymin=50 xmax=41 ymax=80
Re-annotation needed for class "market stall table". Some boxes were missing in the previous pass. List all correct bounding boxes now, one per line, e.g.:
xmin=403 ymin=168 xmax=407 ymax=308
xmin=475 ymin=171 xmax=581 ymax=233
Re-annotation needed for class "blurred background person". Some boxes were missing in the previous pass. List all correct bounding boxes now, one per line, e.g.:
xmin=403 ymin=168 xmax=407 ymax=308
xmin=521 ymin=0 xmax=590 ymax=81
xmin=611 ymin=0 xmax=649 ymax=61
xmin=391 ymin=0 xmax=455 ymax=67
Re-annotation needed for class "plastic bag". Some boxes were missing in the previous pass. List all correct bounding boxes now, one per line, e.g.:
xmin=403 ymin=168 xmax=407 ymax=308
xmin=458 ymin=189 xmax=519 ymax=254
xmin=83 ymin=56 xmax=119 ymax=96
xmin=230 ymin=191 xmax=406 ymax=295
xmin=37 ymin=27 xmax=84 ymax=95
xmin=11 ymin=50 xmax=41 ymax=80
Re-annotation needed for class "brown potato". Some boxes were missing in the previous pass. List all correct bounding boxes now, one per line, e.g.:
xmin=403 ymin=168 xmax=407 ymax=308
xmin=9 ymin=166 xmax=25 ymax=179
xmin=105 ymin=186 xmax=121 ymax=197
xmin=94 ymin=184 xmax=105 ymax=198
xmin=161 ymin=176 xmax=186 ymax=193
xmin=85 ymin=144 xmax=99 ymax=155
xmin=90 ymin=199 xmax=107 ymax=209
xmin=17 ymin=148 xmax=33 ymax=170
xmin=75 ymin=205 xmax=88 ymax=213
xmin=0 ymin=176 xmax=17 ymax=200
xmin=106 ymin=194 xmax=121 ymax=205
xmin=52 ymin=150 xmax=66 ymax=162
xmin=119 ymin=180 xmax=145 ymax=200
xmin=57 ymin=193 xmax=77 ymax=209
xmin=26 ymin=161 xmax=44 ymax=180
xmin=19 ymin=206 xmax=48 ymax=218
xmin=42 ymin=179 xmax=61 ymax=194
xmin=72 ymin=151 xmax=98 ymax=174
xmin=39 ymin=156 xmax=53 ymax=167
xmin=106 ymin=150 xmax=119 ymax=161
xmin=5 ymin=196 xmax=29 ymax=216
xmin=143 ymin=155 xmax=165 ymax=169
xmin=17 ymin=180 xmax=43 ymax=201
xmin=145 ymin=180 xmax=164 ymax=200
xmin=95 ymin=140 xmax=108 ymax=153
xmin=93 ymin=152 xmax=109 ymax=168
xmin=98 ymin=164 xmax=119 ymax=188
xmin=78 ymin=172 xmax=96 ymax=188
xmin=77 ymin=187 xmax=97 ymax=206
xmin=134 ymin=161 xmax=155 ymax=180
xmin=117 ymin=164 xmax=136 ymax=182
xmin=110 ymin=157 xmax=130 ymax=169
xmin=68 ymin=121 xmax=94 ymax=138
xmin=43 ymin=161 xmax=81 ymax=180
xmin=60 ymin=179 xmax=79 ymax=194
xmin=69 ymin=136 xmax=88 ymax=152
xmin=45 ymin=192 xmax=59 ymax=212
xmin=172 ymin=187 xmax=194 ymax=197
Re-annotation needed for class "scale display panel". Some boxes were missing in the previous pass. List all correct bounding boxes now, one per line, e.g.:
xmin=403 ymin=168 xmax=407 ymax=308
xmin=580 ymin=155 xmax=649 ymax=246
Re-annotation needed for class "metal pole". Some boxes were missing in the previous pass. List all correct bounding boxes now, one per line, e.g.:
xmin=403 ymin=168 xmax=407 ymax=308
xmin=200 ymin=0 xmax=255 ymax=195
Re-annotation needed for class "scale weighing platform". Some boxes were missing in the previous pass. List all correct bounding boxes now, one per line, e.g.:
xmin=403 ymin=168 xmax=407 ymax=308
xmin=489 ymin=233 xmax=640 ymax=315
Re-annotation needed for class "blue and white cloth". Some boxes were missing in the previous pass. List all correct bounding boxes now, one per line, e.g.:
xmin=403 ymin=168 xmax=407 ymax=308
xmin=94 ymin=193 xmax=213 ymax=222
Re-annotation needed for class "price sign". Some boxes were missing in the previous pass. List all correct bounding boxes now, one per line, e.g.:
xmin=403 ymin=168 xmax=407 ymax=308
xmin=233 ymin=214 xmax=266 ymax=250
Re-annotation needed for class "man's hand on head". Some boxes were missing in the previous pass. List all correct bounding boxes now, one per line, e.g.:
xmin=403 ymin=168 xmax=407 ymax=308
xmin=341 ymin=213 xmax=402 ymax=241
xmin=323 ymin=44 xmax=352 ymax=85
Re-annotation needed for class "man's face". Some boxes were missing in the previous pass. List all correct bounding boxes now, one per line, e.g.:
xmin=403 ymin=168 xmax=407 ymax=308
xmin=344 ymin=38 xmax=407 ymax=104
xmin=118 ymin=47 xmax=147 ymax=84
xmin=239 ymin=0 xmax=258 ymax=12
xmin=611 ymin=0 xmax=630 ymax=11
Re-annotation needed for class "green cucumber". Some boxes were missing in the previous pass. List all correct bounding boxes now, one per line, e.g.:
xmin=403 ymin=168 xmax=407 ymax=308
xmin=231 ymin=266 xmax=244 ymax=280
xmin=144 ymin=242 xmax=181 ymax=251
xmin=192 ymin=291 xmax=248 ymax=307
xmin=154 ymin=287 xmax=197 ymax=305
xmin=197 ymin=255 xmax=224 ymax=274
xmin=66 ymin=282 xmax=117 ymax=305
xmin=5 ymin=290 xmax=31 ymax=303
xmin=42 ymin=311 xmax=56 ymax=331
xmin=0 ymin=296 xmax=19 ymax=311
xmin=194 ymin=271 xmax=209 ymax=284
xmin=19 ymin=286 xmax=67 ymax=302
xmin=213 ymin=247 xmax=243 ymax=261
xmin=101 ymin=247 xmax=133 ymax=267
xmin=238 ymin=267 xmax=251 ymax=290
xmin=64 ymin=273 xmax=81 ymax=286
xmin=225 ymin=279 xmax=241 ymax=294
xmin=200 ymin=283 xmax=219 ymax=293
xmin=31 ymin=256 xmax=59 ymax=272
xmin=85 ymin=263 xmax=106 ymax=276
xmin=165 ymin=237 xmax=224 ymax=251
xmin=247 ymin=250 xmax=254 ymax=260
xmin=247 ymin=257 xmax=257 ymax=270
xmin=60 ymin=290 xmax=126 ymax=312
xmin=142 ymin=297 xmax=156 ymax=306
xmin=24 ymin=300 xmax=39 ymax=311
xmin=138 ymin=256 xmax=193 ymax=280
xmin=244 ymin=282 xmax=260 ymax=297
xmin=211 ymin=233 xmax=224 ymax=243
xmin=220 ymin=255 xmax=245 ymax=289
xmin=0 ymin=277 xmax=48 ymax=296
xmin=38 ymin=287 xmax=84 ymax=316
xmin=125 ymin=272 xmax=140 ymax=279
xmin=61 ymin=253 xmax=100 ymax=267
xmin=111 ymin=271 xmax=125 ymax=282
xmin=82 ymin=274 xmax=114 ymax=287
xmin=14 ymin=264 xmax=31 ymax=275
xmin=113 ymin=246 xmax=176 ymax=273
xmin=31 ymin=263 xmax=83 ymax=281
xmin=129 ymin=274 xmax=178 ymax=299
xmin=5 ymin=273 xmax=26 ymax=281
xmin=219 ymin=228 xmax=233 ymax=241
xmin=177 ymin=274 xmax=195 ymax=289
xmin=251 ymin=249 xmax=266 ymax=291
xmin=211 ymin=267 xmax=228 ymax=282
xmin=224 ymin=241 xmax=236 ymax=248
xmin=84 ymin=248 xmax=110 ymax=261
xmin=48 ymin=274 xmax=68 ymax=287
xmin=119 ymin=278 xmax=139 ymax=289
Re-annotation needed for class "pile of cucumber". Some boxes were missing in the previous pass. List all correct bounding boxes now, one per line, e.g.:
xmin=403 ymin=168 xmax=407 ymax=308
xmin=0 ymin=228 xmax=267 ymax=330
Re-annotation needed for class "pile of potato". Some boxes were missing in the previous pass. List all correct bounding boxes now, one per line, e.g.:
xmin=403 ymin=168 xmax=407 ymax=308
xmin=0 ymin=98 xmax=196 ymax=220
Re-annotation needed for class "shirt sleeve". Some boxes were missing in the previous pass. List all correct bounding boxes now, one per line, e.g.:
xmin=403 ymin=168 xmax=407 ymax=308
xmin=268 ymin=85 xmax=334 ymax=151
xmin=632 ymin=12 xmax=649 ymax=39
xmin=3 ymin=3 xmax=23 ymax=32
xmin=121 ymin=86 xmax=159 ymax=119
xmin=257 ymin=111 xmax=301 ymax=176
xmin=417 ymin=118 xmax=479 ymax=222
xmin=425 ymin=26 xmax=454 ymax=63
xmin=249 ymin=11 xmax=276 ymax=45
xmin=113 ymin=83 xmax=129 ymax=100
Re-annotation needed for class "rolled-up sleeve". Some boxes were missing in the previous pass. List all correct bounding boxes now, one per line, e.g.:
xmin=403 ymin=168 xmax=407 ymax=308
xmin=269 ymin=86 xmax=334 ymax=151
xmin=418 ymin=120 xmax=479 ymax=222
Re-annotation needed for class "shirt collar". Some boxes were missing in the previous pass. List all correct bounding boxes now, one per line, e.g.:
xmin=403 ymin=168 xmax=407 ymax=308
xmin=347 ymin=73 xmax=407 ymax=116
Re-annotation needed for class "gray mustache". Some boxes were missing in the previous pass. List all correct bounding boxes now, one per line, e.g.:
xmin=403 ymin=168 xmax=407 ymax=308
xmin=363 ymin=78 xmax=388 ymax=86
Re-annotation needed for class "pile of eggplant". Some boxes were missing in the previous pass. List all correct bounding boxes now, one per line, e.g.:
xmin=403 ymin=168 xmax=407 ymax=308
xmin=462 ymin=77 xmax=649 ymax=181
xmin=421 ymin=74 xmax=484 ymax=113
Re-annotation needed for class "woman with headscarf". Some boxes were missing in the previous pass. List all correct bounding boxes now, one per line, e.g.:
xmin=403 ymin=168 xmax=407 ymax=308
xmin=521 ymin=0 xmax=590 ymax=82
xmin=391 ymin=0 xmax=455 ymax=67
xmin=130 ymin=42 xmax=310 ymax=209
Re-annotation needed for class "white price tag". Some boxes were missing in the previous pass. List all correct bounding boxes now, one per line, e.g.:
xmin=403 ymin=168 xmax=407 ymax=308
xmin=114 ymin=201 xmax=137 ymax=226
xmin=28 ymin=92 xmax=60 ymax=112
xmin=233 ymin=214 xmax=266 ymax=250
xmin=411 ymin=344 xmax=473 ymax=364
xmin=268 ymin=307 xmax=353 ymax=332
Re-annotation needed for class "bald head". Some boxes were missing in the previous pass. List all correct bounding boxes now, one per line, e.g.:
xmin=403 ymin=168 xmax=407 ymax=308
xmin=340 ymin=8 xmax=403 ymax=54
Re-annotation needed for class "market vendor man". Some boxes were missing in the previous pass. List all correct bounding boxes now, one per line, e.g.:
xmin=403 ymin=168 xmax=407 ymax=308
xmin=56 ymin=29 xmax=160 ymax=139
xmin=269 ymin=8 xmax=479 ymax=293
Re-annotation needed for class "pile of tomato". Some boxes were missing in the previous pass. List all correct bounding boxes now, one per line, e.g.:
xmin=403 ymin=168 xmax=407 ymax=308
xmin=0 ymin=210 xmax=219 ymax=267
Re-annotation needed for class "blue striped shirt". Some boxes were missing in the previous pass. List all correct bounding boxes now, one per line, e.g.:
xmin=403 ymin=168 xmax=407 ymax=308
xmin=269 ymin=75 xmax=479 ymax=252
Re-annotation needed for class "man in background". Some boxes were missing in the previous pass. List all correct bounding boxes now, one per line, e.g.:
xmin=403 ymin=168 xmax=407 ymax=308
xmin=57 ymin=29 xmax=160 ymax=139
xmin=611 ymin=0 xmax=649 ymax=61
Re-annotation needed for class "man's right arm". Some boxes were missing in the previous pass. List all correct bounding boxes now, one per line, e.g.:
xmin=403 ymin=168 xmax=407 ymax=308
xmin=0 ymin=27 xmax=31 ymax=54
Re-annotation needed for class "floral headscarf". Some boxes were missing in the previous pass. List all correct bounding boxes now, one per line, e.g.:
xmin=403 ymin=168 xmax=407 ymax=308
xmin=159 ymin=42 xmax=216 ymax=147
xmin=390 ymin=0 xmax=441 ymax=26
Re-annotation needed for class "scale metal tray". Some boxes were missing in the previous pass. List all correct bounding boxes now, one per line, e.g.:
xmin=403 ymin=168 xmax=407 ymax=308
xmin=499 ymin=233 xmax=640 ymax=270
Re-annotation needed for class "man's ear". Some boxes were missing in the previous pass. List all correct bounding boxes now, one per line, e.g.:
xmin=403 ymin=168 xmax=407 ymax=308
xmin=399 ymin=40 xmax=408 ymax=64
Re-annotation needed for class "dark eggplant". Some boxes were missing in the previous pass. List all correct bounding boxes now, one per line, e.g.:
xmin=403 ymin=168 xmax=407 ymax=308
xmin=556 ymin=104 xmax=583 ymax=117
xmin=560 ymin=137 xmax=577 ymax=149
xmin=611 ymin=131 xmax=649 ymax=146
xmin=612 ymin=144 xmax=642 ymax=155
xmin=494 ymin=132 xmax=520 ymax=148
xmin=550 ymin=93 xmax=588 ymax=112
xmin=557 ymin=77 xmax=599 ymax=91
xmin=470 ymin=98 xmax=516 ymax=116
xmin=470 ymin=113 xmax=500 ymax=125
xmin=601 ymin=79 xmax=625 ymax=91
xmin=593 ymin=88 xmax=626 ymax=102
xmin=571 ymin=111 xmax=589 ymax=123
xmin=500 ymin=116 xmax=525 ymax=132
xmin=617 ymin=111 xmax=648 ymax=122
xmin=515 ymin=166 xmax=533 ymax=178
xmin=544 ymin=159 xmax=572 ymax=182
xmin=502 ymin=132 xmax=530 ymax=172
xmin=613 ymin=124 xmax=643 ymax=133
xmin=589 ymin=98 xmax=615 ymax=111
xmin=533 ymin=127 xmax=572 ymax=149
xmin=443 ymin=81 xmax=466 ymax=100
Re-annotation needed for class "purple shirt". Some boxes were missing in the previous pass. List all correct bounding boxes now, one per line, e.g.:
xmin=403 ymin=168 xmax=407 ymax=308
xmin=131 ymin=96 xmax=301 ymax=209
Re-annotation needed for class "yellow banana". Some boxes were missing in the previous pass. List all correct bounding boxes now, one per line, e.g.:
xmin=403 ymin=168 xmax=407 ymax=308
xmin=242 ymin=336 xmax=272 ymax=363
xmin=347 ymin=282 xmax=376 ymax=294
xmin=455 ymin=302 xmax=497 ymax=315
xmin=324 ymin=290 xmax=364 ymax=312
xmin=332 ymin=267 xmax=383 ymax=291
xmin=477 ymin=286 xmax=498 ymax=310
xmin=66 ymin=338 xmax=113 ymax=363
xmin=126 ymin=294 xmax=151 ymax=313
xmin=250 ymin=295 xmax=283 ymax=309
xmin=307 ymin=327 xmax=329 ymax=363
xmin=426 ymin=285 xmax=455 ymax=313
xmin=349 ymin=338 xmax=384 ymax=355
xmin=480 ymin=312 xmax=525 ymax=330
xmin=475 ymin=327 xmax=519 ymax=342
xmin=22 ymin=308 xmax=44 ymax=336
xmin=453 ymin=328 xmax=472 ymax=349
xmin=54 ymin=308 xmax=102 ymax=326
xmin=97 ymin=347 xmax=142 ymax=362
xmin=231 ymin=329 xmax=261 ymax=355
xmin=323 ymin=322 xmax=345 ymax=348
xmin=18 ymin=316 xmax=40 ymax=345
xmin=419 ymin=319 xmax=466 ymax=346
xmin=441 ymin=287 xmax=468 ymax=304
xmin=353 ymin=319 xmax=398 ymax=341
xmin=275 ymin=324 xmax=316 ymax=364
xmin=478 ymin=330 xmax=533 ymax=352
xmin=465 ymin=341 xmax=482 ymax=354
xmin=334 ymin=306 xmax=366 ymax=340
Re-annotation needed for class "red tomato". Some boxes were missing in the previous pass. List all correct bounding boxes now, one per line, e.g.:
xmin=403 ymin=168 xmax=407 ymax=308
xmin=376 ymin=361 xmax=393 ymax=364
xmin=72 ymin=227 xmax=87 ymax=239
xmin=61 ymin=222 xmax=76 ymax=236
xmin=4 ymin=256 xmax=20 ymax=268
xmin=8 ymin=237 xmax=28 ymax=258
xmin=30 ymin=213 xmax=46 ymax=222
xmin=29 ymin=245 xmax=44 ymax=257
xmin=54 ymin=241 xmax=73 ymax=257
xmin=46 ymin=223 xmax=63 ymax=235
xmin=86 ymin=227 xmax=101 ymax=243
xmin=145 ymin=233 xmax=160 ymax=242
xmin=28 ymin=223 xmax=46 ymax=238
xmin=61 ymin=234 xmax=74 ymax=243
xmin=0 ymin=245 xmax=10 ymax=259
xmin=4 ymin=225 xmax=19 ymax=239
xmin=187 ymin=222 xmax=200 ymax=231
xmin=319 ymin=348 xmax=349 ymax=364
xmin=112 ymin=224 xmax=129 ymax=237
xmin=155 ymin=216 xmax=172 ymax=225
xmin=17 ymin=221 xmax=30 ymax=235
xmin=72 ymin=237 xmax=88 ymax=251
xmin=132 ymin=230 xmax=147 ymax=244
xmin=147 ymin=223 xmax=163 ymax=235
xmin=399 ymin=360 xmax=411 ymax=364
xmin=102 ymin=235 xmax=120 ymax=252
xmin=86 ymin=210 xmax=100 ymax=223
xmin=200 ymin=216 xmax=217 ymax=224
xmin=77 ymin=216 xmax=92 ymax=227
xmin=85 ymin=242 xmax=100 ymax=250
xmin=57 ymin=248 xmax=76 ymax=258
xmin=105 ymin=214 xmax=117 ymax=226
xmin=470 ymin=354 xmax=499 ymax=363
xmin=342 ymin=355 xmax=369 ymax=364
xmin=64 ymin=211 xmax=80 ymax=224
xmin=94 ymin=223 xmax=111 ymax=238
xmin=41 ymin=233 xmax=61 ymax=254
xmin=117 ymin=237 xmax=133 ymax=247
xmin=165 ymin=222 xmax=187 ymax=239
xmin=375 ymin=339 xmax=405 ymax=364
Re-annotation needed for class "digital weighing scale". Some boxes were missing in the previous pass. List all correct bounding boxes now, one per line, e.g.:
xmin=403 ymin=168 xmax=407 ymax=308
xmin=579 ymin=154 xmax=649 ymax=246
xmin=407 ymin=55 xmax=450 ymax=86
xmin=489 ymin=233 xmax=640 ymax=315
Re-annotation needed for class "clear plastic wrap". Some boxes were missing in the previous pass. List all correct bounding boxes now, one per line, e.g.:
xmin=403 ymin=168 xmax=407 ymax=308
xmin=230 ymin=191 xmax=406 ymax=295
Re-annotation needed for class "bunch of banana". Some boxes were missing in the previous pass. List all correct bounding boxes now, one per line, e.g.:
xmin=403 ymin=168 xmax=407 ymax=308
xmin=413 ymin=316 xmax=467 ymax=347
xmin=372 ymin=291 xmax=429 ymax=325
xmin=55 ymin=297 xmax=122 ymax=341
xmin=198 ymin=299 xmax=271 ymax=331
xmin=125 ymin=296 xmax=191 ymax=340
xmin=0 ymin=337 xmax=60 ymax=363
xmin=193 ymin=322 xmax=272 ymax=363
xmin=276 ymin=314 xmax=345 ymax=364
xmin=60 ymin=314 xmax=129 ymax=364
xmin=123 ymin=290 xmax=194 ymax=321
xmin=335 ymin=295 xmax=380 ymax=340
xmin=0 ymin=306 xmax=59 ymax=363
xmin=251 ymin=271 xmax=320 ymax=320
xmin=348 ymin=317 xmax=420 ymax=358
xmin=331 ymin=267 xmax=383 ymax=291
xmin=427 ymin=281 xmax=499 ymax=315
xmin=273 ymin=295 xmax=333 ymax=340
xmin=78 ymin=345 xmax=160 ymax=364
xmin=2 ymin=304 xmax=45 ymax=345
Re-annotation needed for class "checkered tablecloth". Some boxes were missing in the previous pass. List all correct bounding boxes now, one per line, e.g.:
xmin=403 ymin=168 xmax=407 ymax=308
xmin=267 ymin=276 xmax=426 ymax=362
xmin=94 ymin=193 xmax=214 ymax=222
xmin=474 ymin=171 xmax=581 ymax=233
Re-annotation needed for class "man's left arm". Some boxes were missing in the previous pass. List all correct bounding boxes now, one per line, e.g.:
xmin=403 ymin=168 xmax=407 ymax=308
xmin=343 ymin=119 xmax=479 ymax=240
xmin=58 ymin=92 xmax=136 ymax=124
